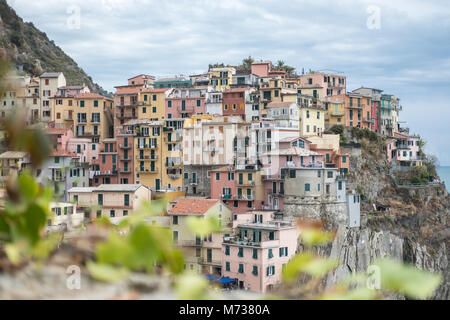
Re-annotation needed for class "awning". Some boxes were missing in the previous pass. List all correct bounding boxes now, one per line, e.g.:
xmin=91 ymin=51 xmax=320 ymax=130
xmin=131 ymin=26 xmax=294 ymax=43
xmin=220 ymin=277 xmax=237 ymax=284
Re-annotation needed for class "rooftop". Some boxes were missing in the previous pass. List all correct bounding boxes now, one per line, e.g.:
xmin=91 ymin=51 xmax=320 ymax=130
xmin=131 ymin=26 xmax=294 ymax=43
xmin=169 ymin=198 xmax=220 ymax=215
xmin=0 ymin=151 xmax=28 ymax=159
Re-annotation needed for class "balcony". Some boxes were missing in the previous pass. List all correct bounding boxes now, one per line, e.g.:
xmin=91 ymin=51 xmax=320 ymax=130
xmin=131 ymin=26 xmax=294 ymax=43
xmin=330 ymin=112 xmax=345 ymax=117
xmin=197 ymin=257 xmax=221 ymax=266
xmin=119 ymin=144 xmax=132 ymax=149
xmin=119 ymin=157 xmax=131 ymax=161
xmin=137 ymin=167 xmax=158 ymax=174
xmin=237 ymin=194 xmax=253 ymax=201
xmin=136 ymin=155 xmax=158 ymax=161
xmin=348 ymin=105 xmax=363 ymax=109
xmin=164 ymin=137 xmax=181 ymax=143
xmin=119 ymin=169 xmax=132 ymax=174
xmin=236 ymin=181 xmax=256 ymax=187
xmin=93 ymin=170 xmax=118 ymax=176
xmin=166 ymin=161 xmax=183 ymax=168
xmin=175 ymin=240 xmax=203 ymax=247
xmin=77 ymin=131 xmax=98 ymax=137
xmin=116 ymin=113 xmax=135 ymax=119
xmin=168 ymin=174 xmax=181 ymax=180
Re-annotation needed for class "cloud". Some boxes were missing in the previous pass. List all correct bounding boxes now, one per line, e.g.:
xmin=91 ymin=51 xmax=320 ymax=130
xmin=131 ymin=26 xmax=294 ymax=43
xmin=7 ymin=0 xmax=450 ymax=164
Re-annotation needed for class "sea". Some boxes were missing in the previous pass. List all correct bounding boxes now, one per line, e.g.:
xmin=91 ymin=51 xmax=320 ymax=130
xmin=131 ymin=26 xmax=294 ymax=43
xmin=437 ymin=166 xmax=450 ymax=191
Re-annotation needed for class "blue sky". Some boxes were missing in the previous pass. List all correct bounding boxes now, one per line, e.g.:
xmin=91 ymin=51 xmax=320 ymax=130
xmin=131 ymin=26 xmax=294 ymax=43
xmin=7 ymin=0 xmax=450 ymax=165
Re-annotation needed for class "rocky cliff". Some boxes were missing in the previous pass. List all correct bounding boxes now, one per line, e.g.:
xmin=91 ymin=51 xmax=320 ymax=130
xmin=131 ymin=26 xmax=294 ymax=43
xmin=0 ymin=0 xmax=107 ymax=94
xmin=300 ymin=128 xmax=449 ymax=299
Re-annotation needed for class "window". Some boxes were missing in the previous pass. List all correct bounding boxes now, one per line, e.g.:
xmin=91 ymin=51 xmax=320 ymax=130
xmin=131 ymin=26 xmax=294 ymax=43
xmin=305 ymin=183 xmax=310 ymax=192
xmin=226 ymin=262 xmax=230 ymax=272
xmin=96 ymin=211 xmax=101 ymax=218
xmin=124 ymin=194 xmax=130 ymax=206
xmin=197 ymin=100 xmax=201 ymax=107
xmin=252 ymin=266 xmax=258 ymax=276
xmin=110 ymin=210 xmax=115 ymax=218
xmin=225 ymin=245 xmax=230 ymax=256
xmin=54 ymin=157 xmax=60 ymax=164
xmin=216 ymin=172 xmax=220 ymax=180
xmin=168 ymin=100 xmax=172 ymax=107
xmin=123 ymin=210 xmax=128 ymax=216
xmin=152 ymin=107 xmax=156 ymax=113
xmin=238 ymin=264 xmax=244 ymax=274
xmin=289 ymin=170 xmax=296 ymax=178
xmin=98 ymin=194 xmax=103 ymax=205
xmin=173 ymin=231 xmax=178 ymax=242
xmin=143 ymin=107 xmax=146 ymax=113
xmin=279 ymin=247 xmax=288 ymax=257
xmin=327 ymin=171 xmax=333 ymax=178
xmin=153 ymin=95 xmax=157 ymax=101
xmin=342 ymin=156 xmax=347 ymax=163
xmin=253 ymin=249 xmax=258 ymax=259
xmin=94 ymin=100 xmax=98 ymax=107
xmin=268 ymin=249 xmax=274 ymax=259
xmin=266 ymin=266 xmax=275 ymax=276
xmin=238 ymin=247 xmax=243 ymax=257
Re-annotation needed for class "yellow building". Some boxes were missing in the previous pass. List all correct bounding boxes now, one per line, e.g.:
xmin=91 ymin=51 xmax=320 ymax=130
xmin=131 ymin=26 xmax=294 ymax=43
xmin=168 ymin=198 xmax=232 ymax=275
xmin=259 ymin=77 xmax=297 ymax=118
xmin=298 ymin=95 xmax=325 ymax=137
xmin=324 ymin=96 xmax=345 ymax=128
xmin=208 ymin=67 xmax=235 ymax=90
xmin=73 ymin=93 xmax=114 ymax=143
xmin=137 ymin=88 xmax=169 ymax=120
xmin=127 ymin=119 xmax=183 ymax=191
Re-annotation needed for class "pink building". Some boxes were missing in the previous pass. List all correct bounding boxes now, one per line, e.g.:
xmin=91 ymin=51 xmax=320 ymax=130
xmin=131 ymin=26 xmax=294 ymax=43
xmin=116 ymin=128 xmax=134 ymax=185
xmin=222 ymin=210 xmax=300 ymax=293
xmin=166 ymin=88 xmax=206 ymax=119
xmin=261 ymin=137 xmax=324 ymax=211
xmin=46 ymin=127 xmax=74 ymax=152
xmin=209 ymin=166 xmax=264 ymax=214
xmin=92 ymin=138 xmax=119 ymax=186
xmin=390 ymin=133 xmax=422 ymax=167
xmin=251 ymin=61 xmax=272 ymax=78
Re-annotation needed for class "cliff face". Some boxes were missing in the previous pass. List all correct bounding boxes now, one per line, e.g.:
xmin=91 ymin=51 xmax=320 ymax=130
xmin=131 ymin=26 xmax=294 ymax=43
xmin=302 ymin=128 xmax=449 ymax=299
xmin=0 ymin=0 xmax=107 ymax=94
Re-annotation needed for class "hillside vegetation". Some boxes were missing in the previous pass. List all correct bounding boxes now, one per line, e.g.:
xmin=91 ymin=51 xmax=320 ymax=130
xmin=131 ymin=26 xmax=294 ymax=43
xmin=0 ymin=0 xmax=107 ymax=94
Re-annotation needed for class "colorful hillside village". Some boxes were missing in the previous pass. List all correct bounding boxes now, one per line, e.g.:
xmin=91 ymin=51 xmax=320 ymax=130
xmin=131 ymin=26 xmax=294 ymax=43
xmin=0 ymin=61 xmax=424 ymax=293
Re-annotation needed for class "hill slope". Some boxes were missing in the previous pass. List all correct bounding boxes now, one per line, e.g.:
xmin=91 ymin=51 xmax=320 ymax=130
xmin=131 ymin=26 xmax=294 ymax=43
xmin=0 ymin=0 xmax=107 ymax=95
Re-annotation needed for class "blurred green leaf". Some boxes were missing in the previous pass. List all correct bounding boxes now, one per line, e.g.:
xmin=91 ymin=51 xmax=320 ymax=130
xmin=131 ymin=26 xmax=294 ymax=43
xmin=283 ymin=252 xmax=338 ymax=283
xmin=176 ymin=273 xmax=210 ymax=300
xmin=87 ymin=261 xmax=129 ymax=283
xmin=187 ymin=215 xmax=221 ymax=238
xmin=300 ymin=228 xmax=334 ymax=246
xmin=374 ymin=258 xmax=442 ymax=299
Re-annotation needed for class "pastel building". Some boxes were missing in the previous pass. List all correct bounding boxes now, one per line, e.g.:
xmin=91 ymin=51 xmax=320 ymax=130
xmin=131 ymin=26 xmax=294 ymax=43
xmin=208 ymin=67 xmax=236 ymax=90
xmin=166 ymin=88 xmax=206 ymax=119
xmin=261 ymin=137 xmax=324 ymax=211
xmin=68 ymin=184 xmax=152 ymax=223
xmin=209 ymin=165 xmax=264 ymax=214
xmin=221 ymin=210 xmax=300 ymax=292
xmin=298 ymin=101 xmax=325 ymax=137
xmin=182 ymin=115 xmax=250 ymax=167
xmin=39 ymin=72 xmax=66 ymax=122
xmin=266 ymin=102 xmax=300 ymax=130
xmin=91 ymin=138 xmax=119 ymax=186
xmin=390 ymin=132 xmax=422 ymax=167
xmin=48 ymin=202 xmax=82 ymax=229
xmin=323 ymin=95 xmax=345 ymax=129
xmin=298 ymin=72 xmax=346 ymax=98
xmin=222 ymin=87 xmax=255 ymax=120
xmin=52 ymin=85 xmax=90 ymax=129
xmin=352 ymin=87 xmax=383 ymax=132
xmin=248 ymin=120 xmax=300 ymax=166
xmin=36 ymin=150 xmax=89 ymax=202
xmin=45 ymin=127 xmax=74 ymax=152
xmin=168 ymin=198 xmax=232 ymax=275
xmin=74 ymin=93 xmax=114 ymax=143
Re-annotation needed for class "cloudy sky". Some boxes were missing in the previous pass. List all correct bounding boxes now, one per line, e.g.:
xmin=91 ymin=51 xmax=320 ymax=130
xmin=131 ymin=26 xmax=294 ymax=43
xmin=7 ymin=0 xmax=450 ymax=165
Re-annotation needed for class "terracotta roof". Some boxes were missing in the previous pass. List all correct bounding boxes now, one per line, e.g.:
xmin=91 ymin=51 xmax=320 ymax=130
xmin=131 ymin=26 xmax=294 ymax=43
xmin=50 ymin=150 xmax=78 ymax=158
xmin=141 ymin=88 xmax=170 ymax=93
xmin=46 ymin=128 xmax=70 ymax=135
xmin=169 ymin=199 xmax=219 ymax=215
xmin=75 ymin=93 xmax=110 ymax=100
xmin=267 ymin=102 xmax=295 ymax=108
xmin=223 ymin=88 xmax=248 ymax=93
xmin=115 ymin=86 xmax=143 ymax=95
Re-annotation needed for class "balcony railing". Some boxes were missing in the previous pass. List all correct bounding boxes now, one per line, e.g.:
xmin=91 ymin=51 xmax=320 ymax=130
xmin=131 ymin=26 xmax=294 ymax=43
xmin=136 ymin=155 xmax=158 ymax=160
xmin=119 ymin=144 xmax=132 ymax=149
